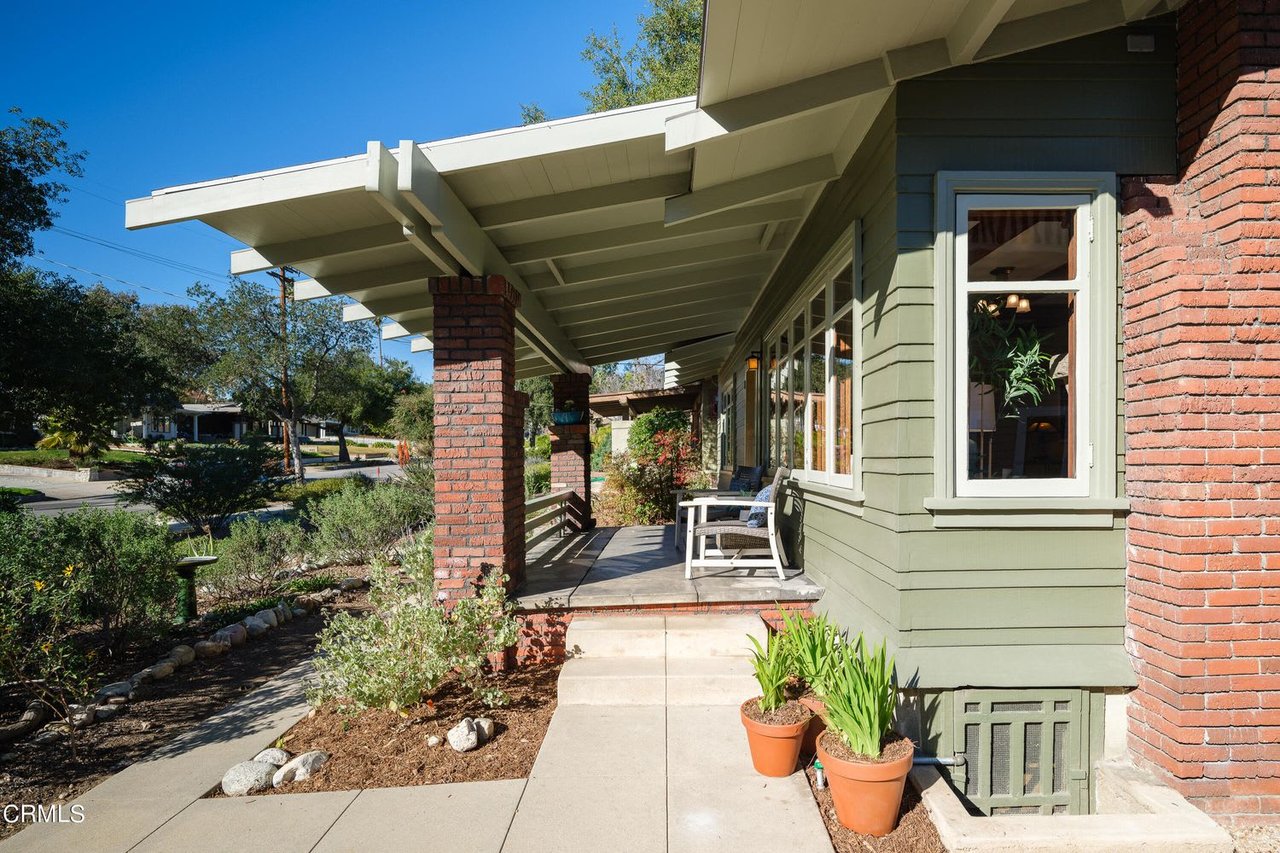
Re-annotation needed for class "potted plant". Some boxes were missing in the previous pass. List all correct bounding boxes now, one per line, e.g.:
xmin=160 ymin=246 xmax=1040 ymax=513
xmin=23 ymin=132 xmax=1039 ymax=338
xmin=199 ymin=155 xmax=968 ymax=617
xmin=780 ymin=609 xmax=840 ymax=754
xmin=551 ymin=399 xmax=585 ymax=425
xmin=741 ymin=632 xmax=811 ymax=777
xmin=817 ymin=635 xmax=913 ymax=837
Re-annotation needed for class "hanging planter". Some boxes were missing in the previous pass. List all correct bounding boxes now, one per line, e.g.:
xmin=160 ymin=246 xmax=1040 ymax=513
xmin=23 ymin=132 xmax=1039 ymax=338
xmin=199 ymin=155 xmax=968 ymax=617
xmin=551 ymin=410 xmax=586 ymax=425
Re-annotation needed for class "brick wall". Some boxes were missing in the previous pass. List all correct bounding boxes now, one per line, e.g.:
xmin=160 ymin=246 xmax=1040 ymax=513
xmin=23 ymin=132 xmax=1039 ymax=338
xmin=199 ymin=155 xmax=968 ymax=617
xmin=550 ymin=373 xmax=593 ymax=530
xmin=429 ymin=275 xmax=527 ymax=603
xmin=514 ymin=600 xmax=814 ymax=666
xmin=1121 ymin=0 xmax=1280 ymax=825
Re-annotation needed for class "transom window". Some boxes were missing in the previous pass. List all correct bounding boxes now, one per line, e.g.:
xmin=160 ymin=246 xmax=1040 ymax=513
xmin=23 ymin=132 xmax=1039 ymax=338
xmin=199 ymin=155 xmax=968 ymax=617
xmin=766 ymin=228 xmax=861 ymax=490
xmin=955 ymin=194 xmax=1091 ymax=497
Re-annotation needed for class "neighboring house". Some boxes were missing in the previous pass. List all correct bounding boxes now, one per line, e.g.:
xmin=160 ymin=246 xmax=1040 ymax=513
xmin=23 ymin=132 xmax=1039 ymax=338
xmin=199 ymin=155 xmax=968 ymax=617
xmin=125 ymin=1 xmax=1278 ymax=825
xmin=588 ymin=382 xmax=712 ymax=459
xmin=120 ymin=403 xmax=343 ymax=443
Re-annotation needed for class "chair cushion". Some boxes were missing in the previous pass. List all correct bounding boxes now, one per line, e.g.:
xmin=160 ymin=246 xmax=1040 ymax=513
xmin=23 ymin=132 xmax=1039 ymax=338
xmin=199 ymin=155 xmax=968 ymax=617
xmin=692 ymin=520 xmax=767 ymax=538
xmin=746 ymin=485 xmax=772 ymax=528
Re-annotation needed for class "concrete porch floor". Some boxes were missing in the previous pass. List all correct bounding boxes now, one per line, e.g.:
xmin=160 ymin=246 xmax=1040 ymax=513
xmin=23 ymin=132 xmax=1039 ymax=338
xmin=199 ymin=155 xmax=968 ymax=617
xmin=515 ymin=525 xmax=824 ymax=610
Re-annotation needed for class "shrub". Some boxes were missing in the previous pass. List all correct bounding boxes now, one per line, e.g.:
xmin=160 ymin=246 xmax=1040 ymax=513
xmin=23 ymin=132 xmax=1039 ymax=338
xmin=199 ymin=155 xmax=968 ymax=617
xmin=306 ymin=534 xmax=518 ymax=711
xmin=530 ymin=433 xmax=551 ymax=462
xmin=279 ymin=475 xmax=370 ymax=517
xmin=286 ymin=573 xmax=338 ymax=595
xmin=118 ymin=438 xmax=287 ymax=536
xmin=0 ymin=486 xmax=39 ymax=514
xmin=199 ymin=517 xmax=306 ymax=604
xmin=627 ymin=407 xmax=688 ymax=460
xmin=525 ymin=461 xmax=551 ymax=498
xmin=42 ymin=508 xmax=178 ymax=649
xmin=396 ymin=458 xmax=434 ymax=507
xmin=780 ymin=610 xmax=841 ymax=698
xmin=595 ymin=439 xmax=711 ymax=526
xmin=306 ymin=479 xmax=431 ymax=565
xmin=590 ymin=424 xmax=612 ymax=470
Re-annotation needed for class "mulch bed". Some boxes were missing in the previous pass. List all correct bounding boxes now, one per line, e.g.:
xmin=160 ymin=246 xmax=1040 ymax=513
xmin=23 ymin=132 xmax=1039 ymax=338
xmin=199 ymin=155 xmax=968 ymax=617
xmin=804 ymin=763 xmax=944 ymax=853
xmin=0 ymin=613 xmax=325 ymax=840
xmin=253 ymin=664 xmax=561 ymax=794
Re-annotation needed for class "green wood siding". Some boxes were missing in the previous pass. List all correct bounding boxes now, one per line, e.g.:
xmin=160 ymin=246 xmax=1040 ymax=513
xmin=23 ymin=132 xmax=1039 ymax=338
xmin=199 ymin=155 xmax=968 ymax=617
xmin=728 ymin=23 xmax=1175 ymax=690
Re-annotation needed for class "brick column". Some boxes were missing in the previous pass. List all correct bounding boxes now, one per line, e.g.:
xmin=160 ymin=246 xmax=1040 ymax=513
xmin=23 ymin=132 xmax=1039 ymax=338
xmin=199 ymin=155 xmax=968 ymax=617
xmin=1121 ymin=0 xmax=1280 ymax=825
xmin=430 ymin=276 xmax=526 ymax=603
xmin=550 ymin=372 xmax=593 ymax=530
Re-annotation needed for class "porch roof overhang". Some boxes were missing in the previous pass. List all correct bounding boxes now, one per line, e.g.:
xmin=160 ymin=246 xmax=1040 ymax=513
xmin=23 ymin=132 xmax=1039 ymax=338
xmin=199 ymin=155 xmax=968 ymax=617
xmin=126 ymin=0 xmax=1175 ymax=382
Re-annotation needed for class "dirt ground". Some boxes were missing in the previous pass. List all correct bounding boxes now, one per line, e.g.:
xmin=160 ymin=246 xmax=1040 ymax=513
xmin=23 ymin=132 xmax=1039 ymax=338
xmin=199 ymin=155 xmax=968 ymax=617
xmin=805 ymin=763 xmax=945 ymax=853
xmin=0 ymin=614 xmax=324 ymax=840
xmin=252 ymin=664 xmax=560 ymax=793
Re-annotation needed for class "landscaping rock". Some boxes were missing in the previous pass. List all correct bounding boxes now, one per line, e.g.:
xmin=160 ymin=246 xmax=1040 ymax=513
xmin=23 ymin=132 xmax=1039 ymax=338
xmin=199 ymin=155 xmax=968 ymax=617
xmin=446 ymin=718 xmax=479 ymax=752
xmin=146 ymin=660 xmax=175 ymax=681
xmin=168 ymin=645 xmax=196 ymax=666
xmin=221 ymin=761 xmax=277 ymax=796
xmin=94 ymin=681 xmax=133 ymax=705
xmin=94 ymin=704 xmax=122 ymax=722
xmin=274 ymin=603 xmax=291 ymax=623
xmin=194 ymin=639 xmax=229 ymax=659
xmin=427 ymin=735 xmax=441 ymax=747
xmin=338 ymin=577 xmax=367 ymax=592
xmin=218 ymin=623 xmax=248 ymax=646
xmin=271 ymin=750 xmax=329 ymax=787
xmin=67 ymin=704 xmax=95 ymax=728
xmin=474 ymin=717 xmax=495 ymax=743
xmin=291 ymin=607 xmax=307 ymax=619
xmin=252 ymin=748 xmax=292 ymax=767
xmin=241 ymin=616 xmax=269 ymax=638
xmin=32 ymin=729 xmax=63 ymax=745
xmin=254 ymin=609 xmax=279 ymax=628
xmin=295 ymin=595 xmax=321 ymax=613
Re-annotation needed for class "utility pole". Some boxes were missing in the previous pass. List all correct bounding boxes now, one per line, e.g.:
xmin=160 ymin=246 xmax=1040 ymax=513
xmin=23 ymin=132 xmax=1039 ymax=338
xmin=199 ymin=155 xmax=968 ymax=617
xmin=376 ymin=316 xmax=384 ymax=366
xmin=266 ymin=266 xmax=296 ymax=475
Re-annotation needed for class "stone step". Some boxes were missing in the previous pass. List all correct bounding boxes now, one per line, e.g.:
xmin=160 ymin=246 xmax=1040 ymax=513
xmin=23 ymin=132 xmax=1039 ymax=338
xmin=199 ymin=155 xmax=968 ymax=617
xmin=564 ymin=615 xmax=665 ymax=658
xmin=664 ymin=613 xmax=766 ymax=658
xmin=666 ymin=657 xmax=758 ymax=706
xmin=557 ymin=657 xmax=665 ymax=705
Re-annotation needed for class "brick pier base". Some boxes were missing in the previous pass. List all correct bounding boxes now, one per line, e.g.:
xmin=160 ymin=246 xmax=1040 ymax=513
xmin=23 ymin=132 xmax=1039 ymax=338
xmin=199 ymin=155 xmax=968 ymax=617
xmin=550 ymin=372 xmax=593 ymax=531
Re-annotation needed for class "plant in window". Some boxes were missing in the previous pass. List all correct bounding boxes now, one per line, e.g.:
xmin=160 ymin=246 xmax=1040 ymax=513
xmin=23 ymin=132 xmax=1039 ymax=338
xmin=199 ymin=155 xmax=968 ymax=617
xmin=969 ymin=300 xmax=1059 ymax=420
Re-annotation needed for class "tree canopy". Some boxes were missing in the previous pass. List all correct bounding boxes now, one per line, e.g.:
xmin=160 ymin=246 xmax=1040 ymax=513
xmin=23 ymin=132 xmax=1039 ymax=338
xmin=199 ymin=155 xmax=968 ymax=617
xmin=581 ymin=0 xmax=702 ymax=113
xmin=0 ymin=107 xmax=84 ymax=267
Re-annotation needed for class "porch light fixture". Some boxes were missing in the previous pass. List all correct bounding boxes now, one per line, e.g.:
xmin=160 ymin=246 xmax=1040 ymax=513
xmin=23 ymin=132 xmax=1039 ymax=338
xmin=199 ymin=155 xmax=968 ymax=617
xmin=746 ymin=352 xmax=761 ymax=371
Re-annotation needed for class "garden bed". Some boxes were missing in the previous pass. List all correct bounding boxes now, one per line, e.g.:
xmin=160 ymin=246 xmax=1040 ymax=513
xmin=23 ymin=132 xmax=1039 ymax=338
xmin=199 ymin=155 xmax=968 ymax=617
xmin=0 ymin=614 xmax=325 ymax=840
xmin=248 ymin=664 xmax=560 ymax=794
xmin=805 ymin=763 xmax=944 ymax=853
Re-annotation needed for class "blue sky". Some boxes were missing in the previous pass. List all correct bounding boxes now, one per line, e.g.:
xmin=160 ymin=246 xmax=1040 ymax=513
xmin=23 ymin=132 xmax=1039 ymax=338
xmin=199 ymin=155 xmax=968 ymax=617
xmin=3 ymin=0 xmax=646 ymax=380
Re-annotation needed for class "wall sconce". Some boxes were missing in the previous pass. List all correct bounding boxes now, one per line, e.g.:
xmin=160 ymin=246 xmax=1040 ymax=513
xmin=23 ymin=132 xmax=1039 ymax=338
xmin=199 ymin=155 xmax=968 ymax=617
xmin=746 ymin=352 xmax=761 ymax=371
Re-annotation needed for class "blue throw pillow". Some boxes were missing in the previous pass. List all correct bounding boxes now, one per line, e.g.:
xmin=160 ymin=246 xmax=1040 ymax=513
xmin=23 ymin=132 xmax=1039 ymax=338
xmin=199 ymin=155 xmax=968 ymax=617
xmin=746 ymin=485 xmax=772 ymax=528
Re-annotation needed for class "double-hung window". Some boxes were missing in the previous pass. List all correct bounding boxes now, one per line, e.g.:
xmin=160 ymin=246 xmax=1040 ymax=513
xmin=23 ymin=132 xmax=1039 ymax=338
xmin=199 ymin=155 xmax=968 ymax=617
xmin=765 ymin=225 xmax=861 ymax=491
xmin=931 ymin=174 xmax=1121 ymax=518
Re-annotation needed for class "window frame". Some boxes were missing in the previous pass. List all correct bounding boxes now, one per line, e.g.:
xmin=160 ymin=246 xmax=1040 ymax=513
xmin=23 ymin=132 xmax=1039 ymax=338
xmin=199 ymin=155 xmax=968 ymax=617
xmin=929 ymin=173 xmax=1122 ymax=524
xmin=763 ymin=223 xmax=862 ymax=493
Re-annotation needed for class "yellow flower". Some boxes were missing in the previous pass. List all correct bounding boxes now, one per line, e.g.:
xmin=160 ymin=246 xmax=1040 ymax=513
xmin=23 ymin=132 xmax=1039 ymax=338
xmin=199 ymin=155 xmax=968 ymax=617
xmin=63 ymin=564 xmax=75 ymax=577
xmin=32 ymin=580 xmax=45 ymax=592
xmin=40 ymin=642 xmax=52 ymax=653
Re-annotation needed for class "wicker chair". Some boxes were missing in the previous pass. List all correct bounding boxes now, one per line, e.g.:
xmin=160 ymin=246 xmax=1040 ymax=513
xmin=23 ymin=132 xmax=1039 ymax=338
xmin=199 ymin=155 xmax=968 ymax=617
xmin=679 ymin=467 xmax=789 ymax=580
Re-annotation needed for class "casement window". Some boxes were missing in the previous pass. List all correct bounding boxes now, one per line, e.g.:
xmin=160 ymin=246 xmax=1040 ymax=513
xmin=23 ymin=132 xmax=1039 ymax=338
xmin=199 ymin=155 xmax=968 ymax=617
xmin=765 ymin=225 xmax=861 ymax=491
xmin=930 ymin=174 xmax=1122 ymax=522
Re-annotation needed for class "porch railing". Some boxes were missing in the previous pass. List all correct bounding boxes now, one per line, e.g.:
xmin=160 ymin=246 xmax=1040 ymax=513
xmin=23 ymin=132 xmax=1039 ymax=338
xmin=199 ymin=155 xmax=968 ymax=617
xmin=525 ymin=489 xmax=575 ymax=549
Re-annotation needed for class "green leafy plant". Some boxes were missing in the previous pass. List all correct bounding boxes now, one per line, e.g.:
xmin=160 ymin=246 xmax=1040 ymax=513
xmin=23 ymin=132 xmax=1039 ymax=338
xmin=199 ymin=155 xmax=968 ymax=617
xmin=780 ymin=610 xmax=841 ymax=698
xmin=278 ymin=475 xmax=371 ymax=517
xmin=525 ymin=461 xmax=551 ymax=498
xmin=968 ymin=301 xmax=1059 ymax=420
xmin=35 ymin=413 xmax=114 ymax=462
xmin=286 ymin=573 xmax=339 ymax=595
xmin=199 ymin=517 xmax=306 ymax=604
xmin=823 ymin=634 xmax=898 ymax=758
xmin=306 ymin=479 xmax=431 ymax=565
xmin=747 ymin=632 xmax=791 ymax=712
xmin=306 ymin=534 xmax=518 ymax=711
xmin=118 ymin=438 xmax=287 ymax=536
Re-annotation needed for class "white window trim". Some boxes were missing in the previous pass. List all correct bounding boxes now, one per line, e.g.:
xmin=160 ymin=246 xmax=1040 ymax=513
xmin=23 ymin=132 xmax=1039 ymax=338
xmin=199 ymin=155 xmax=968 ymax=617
xmin=764 ymin=222 xmax=863 ymax=497
xmin=929 ymin=173 xmax=1124 ymax=524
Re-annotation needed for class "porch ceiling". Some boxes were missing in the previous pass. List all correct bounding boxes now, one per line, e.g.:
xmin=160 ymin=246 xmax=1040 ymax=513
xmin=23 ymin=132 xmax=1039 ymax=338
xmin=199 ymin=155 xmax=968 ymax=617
xmin=124 ymin=0 xmax=1174 ymax=382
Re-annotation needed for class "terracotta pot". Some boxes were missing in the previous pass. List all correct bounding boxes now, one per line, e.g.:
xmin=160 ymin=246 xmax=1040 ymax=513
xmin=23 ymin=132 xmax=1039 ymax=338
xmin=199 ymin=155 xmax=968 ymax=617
xmin=740 ymin=698 xmax=811 ymax=777
xmin=798 ymin=695 xmax=826 ymax=755
xmin=817 ymin=730 xmax=913 ymax=837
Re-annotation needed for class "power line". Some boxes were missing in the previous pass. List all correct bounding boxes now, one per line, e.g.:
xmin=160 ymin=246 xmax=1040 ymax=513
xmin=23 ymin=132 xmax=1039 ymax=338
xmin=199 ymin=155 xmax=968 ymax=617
xmin=50 ymin=225 xmax=229 ymax=281
xmin=28 ymin=253 xmax=194 ymax=303
xmin=68 ymin=182 xmax=241 ymax=249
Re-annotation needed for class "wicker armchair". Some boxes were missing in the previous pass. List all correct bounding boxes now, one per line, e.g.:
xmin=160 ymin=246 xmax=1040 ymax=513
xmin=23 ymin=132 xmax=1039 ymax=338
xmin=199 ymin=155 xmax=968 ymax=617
xmin=679 ymin=468 xmax=789 ymax=580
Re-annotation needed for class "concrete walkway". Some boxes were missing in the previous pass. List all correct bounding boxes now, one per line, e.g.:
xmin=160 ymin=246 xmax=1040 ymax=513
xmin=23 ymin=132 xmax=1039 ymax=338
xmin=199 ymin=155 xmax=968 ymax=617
xmin=2 ymin=616 xmax=832 ymax=853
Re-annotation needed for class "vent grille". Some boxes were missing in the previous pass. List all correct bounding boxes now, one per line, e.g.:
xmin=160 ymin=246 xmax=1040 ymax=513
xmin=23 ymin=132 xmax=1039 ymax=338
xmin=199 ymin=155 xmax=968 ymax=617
xmin=952 ymin=690 xmax=1089 ymax=815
